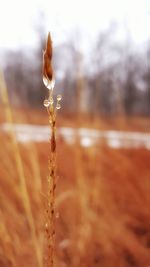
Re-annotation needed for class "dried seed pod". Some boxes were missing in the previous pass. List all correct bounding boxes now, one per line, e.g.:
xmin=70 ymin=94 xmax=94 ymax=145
xmin=43 ymin=32 xmax=55 ymax=90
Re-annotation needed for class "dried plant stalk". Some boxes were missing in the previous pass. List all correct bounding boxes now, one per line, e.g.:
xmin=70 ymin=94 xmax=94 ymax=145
xmin=0 ymin=69 xmax=43 ymax=267
xmin=43 ymin=33 xmax=61 ymax=267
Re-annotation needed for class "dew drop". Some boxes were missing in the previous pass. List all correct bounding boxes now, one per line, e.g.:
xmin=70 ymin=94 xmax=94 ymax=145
xmin=56 ymin=103 xmax=61 ymax=110
xmin=43 ymin=99 xmax=50 ymax=107
xmin=57 ymin=94 xmax=62 ymax=101
xmin=43 ymin=77 xmax=55 ymax=90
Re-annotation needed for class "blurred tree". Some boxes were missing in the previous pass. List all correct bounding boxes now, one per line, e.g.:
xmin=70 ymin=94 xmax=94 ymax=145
xmin=143 ymin=44 xmax=150 ymax=115
xmin=2 ymin=21 xmax=150 ymax=117
xmin=4 ymin=50 xmax=29 ymax=106
xmin=90 ymin=27 xmax=120 ymax=116
xmin=122 ymin=51 xmax=147 ymax=116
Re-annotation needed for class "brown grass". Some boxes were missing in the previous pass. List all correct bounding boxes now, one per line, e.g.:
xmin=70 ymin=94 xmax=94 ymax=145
xmin=1 ymin=105 xmax=150 ymax=132
xmin=1 ymin=65 xmax=150 ymax=266
xmin=0 ymin=122 xmax=150 ymax=267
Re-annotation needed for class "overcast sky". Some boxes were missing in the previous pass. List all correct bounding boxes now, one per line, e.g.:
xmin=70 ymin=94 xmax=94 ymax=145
xmin=0 ymin=0 xmax=149 ymax=50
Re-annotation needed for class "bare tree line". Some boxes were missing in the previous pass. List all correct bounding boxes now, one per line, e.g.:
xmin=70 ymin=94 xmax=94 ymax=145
xmin=2 ymin=29 xmax=150 ymax=117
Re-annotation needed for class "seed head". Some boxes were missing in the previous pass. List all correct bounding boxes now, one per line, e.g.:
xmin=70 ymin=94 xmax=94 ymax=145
xmin=43 ymin=32 xmax=54 ymax=90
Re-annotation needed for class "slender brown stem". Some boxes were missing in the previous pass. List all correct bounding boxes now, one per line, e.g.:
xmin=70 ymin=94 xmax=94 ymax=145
xmin=45 ymin=103 xmax=57 ymax=267
xmin=43 ymin=32 xmax=61 ymax=267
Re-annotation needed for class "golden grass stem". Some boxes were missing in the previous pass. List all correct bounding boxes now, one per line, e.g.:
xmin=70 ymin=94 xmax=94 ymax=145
xmin=43 ymin=32 xmax=61 ymax=267
xmin=45 ymin=104 xmax=57 ymax=267
xmin=0 ymin=69 xmax=43 ymax=267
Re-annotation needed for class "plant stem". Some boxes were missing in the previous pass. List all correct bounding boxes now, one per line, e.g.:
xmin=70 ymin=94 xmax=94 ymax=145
xmin=45 ymin=101 xmax=57 ymax=267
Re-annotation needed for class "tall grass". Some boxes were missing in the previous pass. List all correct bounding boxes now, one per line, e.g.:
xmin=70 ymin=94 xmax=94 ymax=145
xmin=0 ymin=39 xmax=150 ymax=267
xmin=43 ymin=33 xmax=62 ymax=267
xmin=0 ymin=69 xmax=43 ymax=267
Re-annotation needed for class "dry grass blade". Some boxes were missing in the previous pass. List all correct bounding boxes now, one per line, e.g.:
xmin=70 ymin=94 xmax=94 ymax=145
xmin=0 ymin=69 xmax=43 ymax=267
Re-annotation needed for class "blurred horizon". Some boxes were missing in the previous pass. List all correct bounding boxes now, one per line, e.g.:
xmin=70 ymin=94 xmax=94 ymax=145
xmin=0 ymin=0 xmax=150 ymax=116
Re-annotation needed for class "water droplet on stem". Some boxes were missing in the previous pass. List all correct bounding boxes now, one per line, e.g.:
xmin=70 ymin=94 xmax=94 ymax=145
xmin=43 ymin=99 xmax=50 ymax=107
xmin=43 ymin=77 xmax=55 ymax=90
xmin=56 ymin=103 xmax=61 ymax=110
xmin=57 ymin=94 xmax=62 ymax=101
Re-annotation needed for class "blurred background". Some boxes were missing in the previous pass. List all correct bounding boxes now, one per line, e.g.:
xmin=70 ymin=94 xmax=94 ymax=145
xmin=0 ymin=0 xmax=150 ymax=266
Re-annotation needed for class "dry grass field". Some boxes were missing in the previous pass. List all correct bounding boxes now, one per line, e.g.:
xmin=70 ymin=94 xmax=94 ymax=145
xmin=0 ymin=107 xmax=150 ymax=267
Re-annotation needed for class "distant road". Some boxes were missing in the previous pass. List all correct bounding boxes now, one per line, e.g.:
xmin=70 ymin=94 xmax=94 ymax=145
xmin=1 ymin=123 xmax=150 ymax=149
